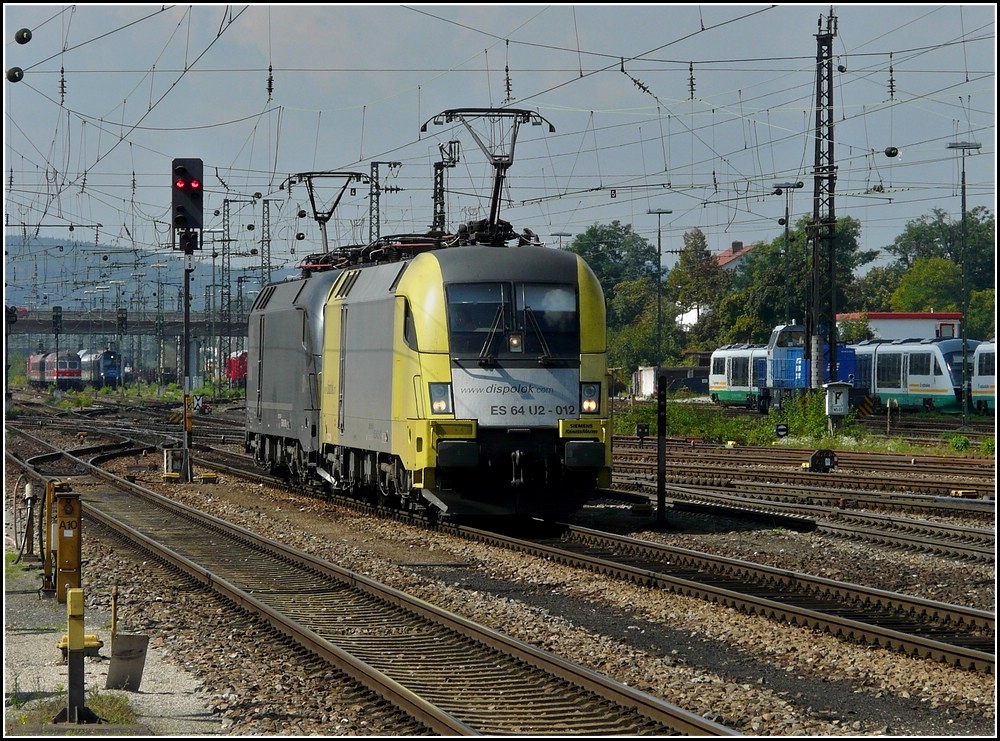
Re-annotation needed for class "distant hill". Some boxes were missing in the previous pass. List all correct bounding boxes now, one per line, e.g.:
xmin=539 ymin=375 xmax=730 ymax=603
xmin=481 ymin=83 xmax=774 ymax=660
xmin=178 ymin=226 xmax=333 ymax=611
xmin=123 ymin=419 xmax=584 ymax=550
xmin=4 ymin=234 xmax=271 ymax=312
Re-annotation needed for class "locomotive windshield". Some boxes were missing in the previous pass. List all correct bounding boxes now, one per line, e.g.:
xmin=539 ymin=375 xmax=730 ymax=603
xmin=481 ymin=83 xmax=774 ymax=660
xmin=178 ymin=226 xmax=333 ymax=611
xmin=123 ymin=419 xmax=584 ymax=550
xmin=446 ymin=281 xmax=579 ymax=359
xmin=941 ymin=347 xmax=968 ymax=386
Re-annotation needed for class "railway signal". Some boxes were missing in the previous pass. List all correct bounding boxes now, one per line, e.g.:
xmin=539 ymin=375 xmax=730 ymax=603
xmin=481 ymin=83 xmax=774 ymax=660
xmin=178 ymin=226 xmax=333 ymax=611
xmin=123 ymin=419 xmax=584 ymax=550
xmin=172 ymin=157 xmax=203 ymax=230
xmin=170 ymin=157 xmax=202 ymax=483
xmin=117 ymin=308 xmax=127 ymax=334
xmin=52 ymin=305 xmax=62 ymax=334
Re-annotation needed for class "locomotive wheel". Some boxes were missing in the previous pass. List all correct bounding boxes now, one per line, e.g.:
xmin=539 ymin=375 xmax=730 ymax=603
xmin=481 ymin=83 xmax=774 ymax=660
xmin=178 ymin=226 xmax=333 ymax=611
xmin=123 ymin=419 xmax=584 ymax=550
xmin=377 ymin=488 xmax=399 ymax=509
xmin=291 ymin=446 xmax=311 ymax=486
xmin=376 ymin=473 xmax=400 ymax=509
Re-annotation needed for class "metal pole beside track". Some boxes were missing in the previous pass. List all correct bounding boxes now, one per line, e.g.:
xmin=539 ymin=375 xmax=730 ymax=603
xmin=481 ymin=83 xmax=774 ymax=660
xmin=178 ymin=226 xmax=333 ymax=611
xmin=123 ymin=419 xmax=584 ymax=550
xmin=183 ymin=251 xmax=193 ymax=482
xmin=947 ymin=141 xmax=980 ymax=430
xmin=656 ymin=371 xmax=666 ymax=526
xmin=647 ymin=209 xmax=672 ymax=364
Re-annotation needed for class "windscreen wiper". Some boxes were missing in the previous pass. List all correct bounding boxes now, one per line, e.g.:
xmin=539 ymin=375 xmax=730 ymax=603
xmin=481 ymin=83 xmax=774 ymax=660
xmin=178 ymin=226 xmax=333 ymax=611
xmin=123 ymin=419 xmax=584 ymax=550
xmin=524 ymin=306 xmax=553 ymax=366
xmin=478 ymin=305 xmax=504 ymax=367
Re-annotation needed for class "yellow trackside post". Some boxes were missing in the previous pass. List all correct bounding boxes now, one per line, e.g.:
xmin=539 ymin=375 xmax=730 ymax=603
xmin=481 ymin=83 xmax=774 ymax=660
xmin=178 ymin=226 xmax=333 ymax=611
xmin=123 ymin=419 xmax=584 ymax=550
xmin=55 ymin=487 xmax=83 ymax=603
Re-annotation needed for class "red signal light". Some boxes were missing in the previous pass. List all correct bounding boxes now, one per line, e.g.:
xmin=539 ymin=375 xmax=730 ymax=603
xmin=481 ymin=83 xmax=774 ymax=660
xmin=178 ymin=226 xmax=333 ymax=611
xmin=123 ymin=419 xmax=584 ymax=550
xmin=171 ymin=157 xmax=204 ymax=231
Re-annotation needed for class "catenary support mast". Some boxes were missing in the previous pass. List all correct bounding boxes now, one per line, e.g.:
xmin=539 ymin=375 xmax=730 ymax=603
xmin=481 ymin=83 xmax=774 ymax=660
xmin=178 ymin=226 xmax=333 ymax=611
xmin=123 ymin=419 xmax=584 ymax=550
xmin=808 ymin=10 xmax=839 ymax=389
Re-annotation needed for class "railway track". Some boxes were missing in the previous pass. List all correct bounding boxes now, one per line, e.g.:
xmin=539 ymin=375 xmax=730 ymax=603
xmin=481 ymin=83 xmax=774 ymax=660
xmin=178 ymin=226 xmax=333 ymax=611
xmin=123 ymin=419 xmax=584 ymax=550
xmin=444 ymin=520 xmax=994 ymax=675
xmin=661 ymin=489 xmax=993 ymax=561
xmin=173 ymin=428 xmax=996 ymax=562
xmin=10 ymin=435 xmax=737 ymax=735
xmin=9 ymin=418 xmax=993 ymax=563
xmin=612 ymin=440 xmax=995 ymax=506
xmin=8 ymin=416 xmax=992 ymax=735
xmin=613 ymin=462 xmax=994 ymax=516
xmin=709 ymin=406 xmax=996 ymax=448
xmin=5 ymin=422 xmax=994 ymax=673
xmin=126 ymin=438 xmax=997 ymax=674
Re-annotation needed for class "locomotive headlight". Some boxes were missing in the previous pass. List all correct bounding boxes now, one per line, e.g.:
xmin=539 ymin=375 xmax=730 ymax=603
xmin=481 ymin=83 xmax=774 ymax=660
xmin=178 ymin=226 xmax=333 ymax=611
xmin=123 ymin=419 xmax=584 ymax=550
xmin=580 ymin=382 xmax=600 ymax=413
xmin=507 ymin=331 xmax=523 ymax=353
xmin=429 ymin=382 xmax=453 ymax=414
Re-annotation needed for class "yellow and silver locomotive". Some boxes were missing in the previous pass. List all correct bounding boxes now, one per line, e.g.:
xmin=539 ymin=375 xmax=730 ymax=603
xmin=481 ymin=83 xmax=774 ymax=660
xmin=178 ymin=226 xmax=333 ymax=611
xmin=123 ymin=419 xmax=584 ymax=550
xmin=245 ymin=226 xmax=611 ymax=520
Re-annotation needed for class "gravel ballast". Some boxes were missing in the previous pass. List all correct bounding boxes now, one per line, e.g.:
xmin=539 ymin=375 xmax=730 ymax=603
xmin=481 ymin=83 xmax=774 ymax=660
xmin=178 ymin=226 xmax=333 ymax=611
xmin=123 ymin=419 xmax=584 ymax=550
xmin=5 ymin=463 xmax=995 ymax=736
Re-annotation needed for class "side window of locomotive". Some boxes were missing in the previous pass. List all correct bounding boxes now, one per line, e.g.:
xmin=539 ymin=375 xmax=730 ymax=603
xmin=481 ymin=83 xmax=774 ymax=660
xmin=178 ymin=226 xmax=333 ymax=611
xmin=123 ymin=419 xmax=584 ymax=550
xmin=403 ymin=300 xmax=418 ymax=350
xmin=518 ymin=284 xmax=579 ymax=356
xmin=731 ymin=356 xmax=749 ymax=386
xmin=979 ymin=350 xmax=995 ymax=376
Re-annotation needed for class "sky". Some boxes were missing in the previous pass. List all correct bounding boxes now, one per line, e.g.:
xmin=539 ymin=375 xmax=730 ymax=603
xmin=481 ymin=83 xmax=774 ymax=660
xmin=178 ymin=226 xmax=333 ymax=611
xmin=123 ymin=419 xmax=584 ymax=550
xmin=3 ymin=4 xmax=996 ymax=306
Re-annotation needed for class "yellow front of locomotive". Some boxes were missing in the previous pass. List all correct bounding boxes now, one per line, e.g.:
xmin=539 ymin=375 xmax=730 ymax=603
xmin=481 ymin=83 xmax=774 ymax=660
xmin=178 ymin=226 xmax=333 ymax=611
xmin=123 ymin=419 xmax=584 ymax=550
xmin=392 ymin=246 xmax=611 ymax=519
xmin=388 ymin=254 xmax=464 ymax=493
xmin=571 ymin=253 xmax=613 ymax=489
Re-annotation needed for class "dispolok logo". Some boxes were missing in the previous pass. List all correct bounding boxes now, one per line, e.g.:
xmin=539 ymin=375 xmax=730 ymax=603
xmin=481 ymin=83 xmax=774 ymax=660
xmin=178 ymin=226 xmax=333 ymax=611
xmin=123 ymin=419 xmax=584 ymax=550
xmin=463 ymin=383 xmax=556 ymax=395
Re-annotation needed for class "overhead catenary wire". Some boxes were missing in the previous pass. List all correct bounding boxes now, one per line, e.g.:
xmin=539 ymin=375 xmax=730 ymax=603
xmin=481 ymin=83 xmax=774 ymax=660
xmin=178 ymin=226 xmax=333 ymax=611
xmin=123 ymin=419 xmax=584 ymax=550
xmin=3 ymin=5 xmax=993 ymax=277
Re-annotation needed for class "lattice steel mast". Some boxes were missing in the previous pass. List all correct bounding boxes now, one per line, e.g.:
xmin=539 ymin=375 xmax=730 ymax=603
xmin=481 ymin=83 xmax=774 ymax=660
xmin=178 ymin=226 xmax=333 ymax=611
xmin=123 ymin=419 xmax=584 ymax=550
xmin=807 ymin=10 xmax=839 ymax=388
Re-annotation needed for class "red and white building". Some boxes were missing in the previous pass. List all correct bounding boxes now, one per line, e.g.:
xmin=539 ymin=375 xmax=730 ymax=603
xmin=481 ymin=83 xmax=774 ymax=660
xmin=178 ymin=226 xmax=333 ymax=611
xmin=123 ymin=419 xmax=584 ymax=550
xmin=835 ymin=311 xmax=962 ymax=341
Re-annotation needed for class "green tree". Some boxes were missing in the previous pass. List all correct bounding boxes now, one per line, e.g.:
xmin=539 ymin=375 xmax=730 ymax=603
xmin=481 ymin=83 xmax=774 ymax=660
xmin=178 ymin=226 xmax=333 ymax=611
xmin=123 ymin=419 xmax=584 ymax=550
xmin=716 ymin=238 xmax=787 ymax=338
xmin=884 ymin=206 xmax=994 ymax=293
xmin=606 ymin=276 xmax=655 ymax=332
xmin=845 ymin=263 xmax=906 ymax=313
xmin=838 ymin=313 xmax=872 ymax=343
xmin=890 ymin=257 xmax=962 ymax=311
xmin=605 ymin=277 xmax=685 ymax=368
xmin=608 ymin=322 xmax=654 ymax=374
xmin=967 ymin=288 xmax=996 ymax=341
xmin=713 ymin=286 xmax=775 ymax=345
xmin=719 ymin=215 xmax=875 ymax=342
xmin=664 ymin=227 xmax=729 ymax=336
xmin=564 ymin=221 xmax=655 ymax=307
xmin=824 ymin=216 xmax=879 ymax=314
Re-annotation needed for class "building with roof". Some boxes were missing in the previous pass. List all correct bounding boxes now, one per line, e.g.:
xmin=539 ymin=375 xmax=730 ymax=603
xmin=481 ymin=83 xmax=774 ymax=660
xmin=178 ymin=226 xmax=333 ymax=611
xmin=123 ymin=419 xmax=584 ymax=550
xmin=835 ymin=311 xmax=962 ymax=341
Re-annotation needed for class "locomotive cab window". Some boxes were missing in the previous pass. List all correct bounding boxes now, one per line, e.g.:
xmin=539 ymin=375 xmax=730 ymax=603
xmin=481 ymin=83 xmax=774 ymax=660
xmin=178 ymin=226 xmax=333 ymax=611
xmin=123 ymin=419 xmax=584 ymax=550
xmin=447 ymin=282 xmax=510 ymax=356
xmin=517 ymin=284 xmax=578 ymax=358
xmin=446 ymin=282 xmax=579 ymax=359
xmin=941 ymin=348 xmax=967 ymax=386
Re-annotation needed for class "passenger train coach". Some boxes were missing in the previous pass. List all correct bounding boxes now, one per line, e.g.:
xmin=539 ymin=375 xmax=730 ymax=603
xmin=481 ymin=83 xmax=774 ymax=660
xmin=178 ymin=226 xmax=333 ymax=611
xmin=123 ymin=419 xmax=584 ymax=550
xmin=971 ymin=339 xmax=995 ymax=414
xmin=225 ymin=350 xmax=248 ymax=388
xmin=27 ymin=350 xmax=83 ymax=390
xmin=851 ymin=336 xmax=979 ymax=414
xmin=708 ymin=343 xmax=768 ymax=410
xmin=709 ymin=324 xmax=852 ymax=413
xmin=245 ymin=226 xmax=612 ymax=521
xmin=709 ymin=325 xmax=985 ymax=415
